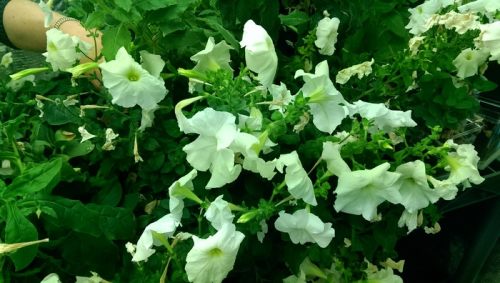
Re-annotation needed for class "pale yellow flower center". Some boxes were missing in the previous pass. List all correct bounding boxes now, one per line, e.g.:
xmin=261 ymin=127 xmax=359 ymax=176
xmin=208 ymin=247 xmax=223 ymax=257
xmin=127 ymin=69 xmax=141 ymax=82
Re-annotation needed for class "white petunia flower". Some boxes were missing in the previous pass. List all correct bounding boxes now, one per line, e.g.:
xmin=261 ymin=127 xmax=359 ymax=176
xmin=38 ymin=0 xmax=53 ymax=28
xmin=168 ymin=169 xmax=198 ymax=220
xmin=180 ymin=108 xmax=241 ymax=188
xmin=102 ymin=128 xmax=119 ymax=151
xmin=191 ymin=37 xmax=233 ymax=73
xmin=334 ymin=163 xmax=402 ymax=221
xmin=75 ymin=271 xmax=105 ymax=283
xmin=276 ymin=151 xmax=317 ymax=206
xmin=405 ymin=0 xmax=454 ymax=35
xmin=335 ymin=59 xmax=374 ymax=85
xmin=99 ymin=47 xmax=167 ymax=110
xmin=427 ymin=176 xmax=459 ymax=200
xmin=458 ymin=0 xmax=500 ymax=18
xmin=132 ymin=213 xmax=179 ymax=262
xmin=274 ymin=209 xmax=335 ymax=248
xmin=77 ymin=126 xmax=96 ymax=143
xmin=348 ymin=100 xmax=417 ymax=132
xmin=478 ymin=22 xmax=500 ymax=63
xmin=138 ymin=105 xmax=159 ymax=132
xmin=185 ymin=223 xmax=245 ymax=283
xmin=205 ymin=195 xmax=235 ymax=230
xmin=395 ymin=161 xmax=440 ymax=213
xmin=453 ymin=48 xmax=489 ymax=79
xmin=443 ymin=140 xmax=484 ymax=186
xmin=256 ymin=220 xmax=268 ymax=243
xmin=365 ymin=267 xmax=404 ymax=283
xmin=409 ymin=36 xmax=426 ymax=56
xmin=321 ymin=141 xmax=351 ymax=177
xmin=314 ymin=16 xmax=340 ymax=56
xmin=240 ymin=20 xmax=278 ymax=87
xmin=43 ymin=29 xmax=90 ymax=71
xmin=1 ymin=52 xmax=12 ymax=68
xmin=40 ymin=273 xmax=62 ymax=283
xmin=268 ymin=83 xmax=294 ymax=113
xmin=294 ymin=60 xmax=330 ymax=81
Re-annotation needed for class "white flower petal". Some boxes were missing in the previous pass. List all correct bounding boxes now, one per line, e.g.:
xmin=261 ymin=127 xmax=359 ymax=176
xmin=205 ymin=195 xmax=235 ymax=230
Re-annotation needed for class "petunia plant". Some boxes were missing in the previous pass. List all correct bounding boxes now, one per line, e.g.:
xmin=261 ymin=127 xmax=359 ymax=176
xmin=0 ymin=0 xmax=498 ymax=282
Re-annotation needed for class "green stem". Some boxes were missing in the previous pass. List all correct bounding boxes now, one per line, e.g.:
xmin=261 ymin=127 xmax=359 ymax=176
xmin=269 ymin=180 xmax=286 ymax=202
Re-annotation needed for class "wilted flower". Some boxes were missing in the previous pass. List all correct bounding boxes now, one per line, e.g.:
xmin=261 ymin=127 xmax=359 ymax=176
xmin=102 ymin=128 xmax=119 ymax=151
xmin=334 ymin=163 xmax=402 ymax=221
xmin=99 ymin=47 xmax=168 ymax=110
xmin=185 ymin=223 xmax=245 ymax=283
xmin=335 ymin=59 xmax=374 ymax=85
xmin=43 ymin=29 xmax=90 ymax=71
xmin=0 ymin=238 xmax=49 ymax=254
xmin=409 ymin=36 xmax=426 ymax=56
xmin=458 ymin=0 xmax=500 ymax=18
xmin=78 ymin=126 xmax=96 ymax=143
xmin=405 ymin=0 xmax=449 ymax=35
xmin=314 ymin=16 xmax=340 ymax=56
xmin=453 ymin=48 xmax=489 ymax=79
xmin=240 ymin=20 xmax=278 ymax=87
xmin=268 ymin=83 xmax=294 ymax=113
xmin=274 ymin=209 xmax=335 ymax=248
xmin=1 ymin=52 xmax=12 ymax=68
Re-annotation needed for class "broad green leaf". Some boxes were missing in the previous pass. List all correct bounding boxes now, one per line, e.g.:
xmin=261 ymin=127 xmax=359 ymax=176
xmin=43 ymin=196 xmax=135 ymax=240
xmin=5 ymin=204 xmax=39 ymax=271
xmin=101 ymin=25 xmax=132 ymax=61
xmin=115 ymin=0 xmax=132 ymax=11
xmin=3 ymin=158 xmax=62 ymax=198
xmin=62 ymin=141 xmax=95 ymax=158
xmin=279 ymin=10 xmax=309 ymax=27
xmin=43 ymin=102 xmax=81 ymax=126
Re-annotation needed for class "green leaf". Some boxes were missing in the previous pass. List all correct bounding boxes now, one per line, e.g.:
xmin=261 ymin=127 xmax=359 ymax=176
xmin=101 ymin=24 xmax=132 ymax=61
xmin=43 ymin=102 xmax=81 ymax=126
xmin=5 ymin=204 xmax=39 ymax=271
xmin=43 ymin=196 xmax=135 ymax=240
xmin=279 ymin=10 xmax=309 ymax=27
xmin=115 ymin=0 xmax=133 ymax=11
xmin=62 ymin=141 xmax=95 ymax=158
xmin=3 ymin=158 xmax=62 ymax=198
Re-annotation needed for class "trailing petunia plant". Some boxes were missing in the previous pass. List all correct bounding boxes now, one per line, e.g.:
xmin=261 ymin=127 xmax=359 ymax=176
xmin=0 ymin=0 xmax=498 ymax=282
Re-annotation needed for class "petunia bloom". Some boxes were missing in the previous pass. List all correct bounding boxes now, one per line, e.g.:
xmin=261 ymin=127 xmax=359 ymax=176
xmin=314 ymin=16 xmax=340 ymax=56
xmin=132 ymin=213 xmax=179 ymax=262
xmin=191 ymin=37 xmax=233 ymax=73
xmin=334 ymin=163 xmax=402 ymax=221
xmin=43 ymin=29 xmax=90 ymax=71
xmin=478 ymin=22 xmax=500 ymax=63
xmin=274 ymin=209 xmax=335 ymax=248
xmin=205 ymin=195 xmax=235 ymax=230
xmin=335 ymin=59 xmax=374 ymax=85
xmin=240 ymin=20 xmax=278 ymax=87
xmin=99 ymin=47 xmax=168 ymax=110
xmin=276 ymin=151 xmax=317 ymax=206
xmin=185 ymin=223 xmax=245 ymax=283
xmin=348 ymin=100 xmax=417 ymax=132
xmin=453 ymin=48 xmax=489 ymax=79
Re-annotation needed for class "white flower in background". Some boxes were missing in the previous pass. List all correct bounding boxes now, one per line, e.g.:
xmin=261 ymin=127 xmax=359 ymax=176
xmin=256 ymin=220 xmax=268 ymax=243
xmin=274 ymin=209 xmax=335 ymax=248
xmin=191 ymin=37 xmax=233 ymax=73
xmin=242 ymin=156 xmax=277 ymax=180
xmin=185 ymin=223 xmax=245 ymax=283
xmin=78 ymin=126 xmax=96 ymax=143
xmin=205 ymin=195 xmax=235 ymax=230
xmin=268 ymin=83 xmax=294 ymax=113
xmin=334 ymin=131 xmax=357 ymax=145
xmin=99 ymin=47 xmax=168 ymax=110
xmin=321 ymin=141 xmax=351 ymax=177
xmin=40 ymin=273 xmax=62 ymax=283
xmin=44 ymin=29 xmax=90 ymax=71
xmin=334 ymin=163 xmax=402 ymax=221
xmin=75 ymin=271 xmax=105 ymax=283
xmin=276 ymin=151 xmax=317 ymax=206
xmin=38 ymin=0 xmax=53 ymax=28
xmin=7 ymin=74 xmax=35 ymax=92
xmin=409 ymin=36 xmax=426 ymax=56
xmin=443 ymin=140 xmax=484 ymax=186
xmin=102 ymin=128 xmax=119 ymax=151
xmin=453 ymin=48 xmax=489 ymax=79
xmin=335 ymin=59 xmax=374 ymax=85
xmin=381 ymin=258 xmax=405 ymax=273
xmin=240 ymin=20 xmax=278 ymax=87
xmin=168 ymin=169 xmax=198 ymax=220
xmin=314 ymin=16 xmax=340 ymax=56
xmin=405 ymin=0 xmax=443 ymax=35
xmin=138 ymin=105 xmax=159 ymax=132
xmin=125 ymin=242 xmax=136 ymax=257
xmin=348 ymin=100 xmax=417 ymax=132
xmin=180 ymin=108 xmax=241 ymax=188
xmin=0 ymin=160 xmax=14 ymax=176
xmin=395 ymin=161 xmax=440 ymax=213
xmin=294 ymin=60 xmax=329 ymax=81
xmin=365 ymin=267 xmax=404 ymax=283
xmin=424 ymin=222 xmax=442 ymax=234
xmin=458 ymin=0 xmax=500 ymax=18
xmin=1 ymin=52 xmax=12 ymax=68
xmin=478 ymin=22 xmax=500 ymax=63
xmin=132 ymin=213 xmax=179 ymax=262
